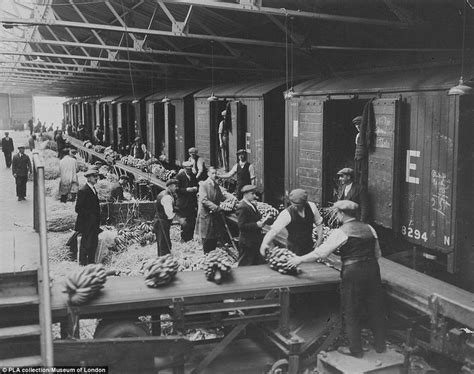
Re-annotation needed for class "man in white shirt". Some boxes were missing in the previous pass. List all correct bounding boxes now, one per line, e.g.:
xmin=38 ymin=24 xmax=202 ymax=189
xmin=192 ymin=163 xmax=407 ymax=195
xmin=219 ymin=149 xmax=256 ymax=199
xmin=153 ymin=179 xmax=178 ymax=256
xmin=288 ymin=200 xmax=385 ymax=358
xmin=259 ymin=189 xmax=324 ymax=256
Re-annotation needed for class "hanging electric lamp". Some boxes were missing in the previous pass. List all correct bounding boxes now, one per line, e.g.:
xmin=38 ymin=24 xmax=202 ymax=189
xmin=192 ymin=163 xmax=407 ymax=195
xmin=208 ymin=40 xmax=218 ymax=101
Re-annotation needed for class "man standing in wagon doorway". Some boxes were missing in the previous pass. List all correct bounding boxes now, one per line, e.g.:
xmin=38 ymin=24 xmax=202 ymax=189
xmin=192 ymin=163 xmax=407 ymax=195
xmin=218 ymin=109 xmax=229 ymax=171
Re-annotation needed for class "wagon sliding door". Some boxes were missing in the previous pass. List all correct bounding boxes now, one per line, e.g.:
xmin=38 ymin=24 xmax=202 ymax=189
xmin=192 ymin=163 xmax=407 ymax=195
xmin=164 ymin=103 xmax=176 ymax=164
xmin=228 ymin=101 xmax=246 ymax=167
xmin=286 ymin=98 xmax=325 ymax=204
xmin=368 ymin=98 xmax=402 ymax=229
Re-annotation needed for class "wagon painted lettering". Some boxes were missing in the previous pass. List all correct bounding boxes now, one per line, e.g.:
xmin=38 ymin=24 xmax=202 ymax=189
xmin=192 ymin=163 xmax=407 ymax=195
xmin=444 ymin=235 xmax=451 ymax=246
xmin=406 ymin=150 xmax=420 ymax=184
xmin=431 ymin=170 xmax=451 ymax=217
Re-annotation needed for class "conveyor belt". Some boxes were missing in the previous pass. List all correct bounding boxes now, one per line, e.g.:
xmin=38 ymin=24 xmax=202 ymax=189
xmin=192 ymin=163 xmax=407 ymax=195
xmin=50 ymin=263 xmax=339 ymax=320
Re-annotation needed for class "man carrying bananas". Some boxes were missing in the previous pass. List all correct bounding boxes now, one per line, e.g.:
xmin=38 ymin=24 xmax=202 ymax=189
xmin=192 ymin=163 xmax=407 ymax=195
xmin=154 ymin=178 xmax=178 ymax=256
xmin=259 ymin=188 xmax=323 ymax=257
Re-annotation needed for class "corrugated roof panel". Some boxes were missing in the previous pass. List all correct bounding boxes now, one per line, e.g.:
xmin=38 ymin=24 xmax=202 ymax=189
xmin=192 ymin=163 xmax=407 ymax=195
xmin=292 ymin=66 xmax=474 ymax=96
xmin=194 ymin=80 xmax=286 ymax=98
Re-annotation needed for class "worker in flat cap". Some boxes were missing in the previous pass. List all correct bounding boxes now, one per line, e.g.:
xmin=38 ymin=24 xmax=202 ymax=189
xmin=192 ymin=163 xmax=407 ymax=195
xmin=218 ymin=109 xmax=229 ymax=170
xmin=336 ymin=167 xmax=369 ymax=222
xmin=188 ymin=147 xmax=207 ymax=181
xmin=109 ymin=175 xmax=130 ymax=203
xmin=237 ymin=185 xmax=270 ymax=266
xmin=288 ymin=200 xmax=385 ymax=358
xmin=59 ymin=148 xmax=79 ymax=203
xmin=1 ymin=131 xmax=14 ymax=168
xmin=260 ymin=188 xmax=324 ymax=257
xmin=219 ymin=149 xmax=256 ymax=199
xmin=175 ymin=161 xmax=199 ymax=242
xmin=153 ymin=178 xmax=179 ymax=256
xmin=75 ymin=168 xmax=101 ymax=265
xmin=12 ymin=144 xmax=32 ymax=201
xmin=130 ymin=136 xmax=148 ymax=160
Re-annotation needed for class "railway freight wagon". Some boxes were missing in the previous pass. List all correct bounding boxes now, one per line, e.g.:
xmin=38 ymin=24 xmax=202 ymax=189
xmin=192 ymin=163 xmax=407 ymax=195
xmin=97 ymin=95 xmax=120 ymax=147
xmin=63 ymin=98 xmax=82 ymax=128
xmin=145 ymin=88 xmax=200 ymax=166
xmin=114 ymin=94 xmax=148 ymax=152
xmin=286 ymin=67 xmax=473 ymax=290
xmin=81 ymin=96 xmax=100 ymax=141
xmin=194 ymin=81 xmax=286 ymax=205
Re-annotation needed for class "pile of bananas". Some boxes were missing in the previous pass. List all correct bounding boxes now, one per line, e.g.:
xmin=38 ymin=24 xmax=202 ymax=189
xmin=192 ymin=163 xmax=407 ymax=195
xmin=312 ymin=225 xmax=333 ymax=242
xmin=103 ymin=147 xmax=121 ymax=164
xmin=63 ymin=264 xmax=108 ymax=305
xmin=142 ymin=255 xmax=179 ymax=287
xmin=115 ymin=221 xmax=155 ymax=251
xmin=265 ymin=247 xmax=300 ymax=275
xmin=150 ymin=164 xmax=177 ymax=181
xmin=204 ymin=249 xmax=233 ymax=284
xmin=220 ymin=191 xmax=239 ymax=212
xmin=256 ymin=202 xmax=279 ymax=222
xmin=93 ymin=145 xmax=106 ymax=153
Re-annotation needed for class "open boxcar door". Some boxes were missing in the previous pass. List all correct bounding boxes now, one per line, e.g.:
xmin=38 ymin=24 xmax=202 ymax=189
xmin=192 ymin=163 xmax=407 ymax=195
xmin=368 ymin=98 xmax=402 ymax=229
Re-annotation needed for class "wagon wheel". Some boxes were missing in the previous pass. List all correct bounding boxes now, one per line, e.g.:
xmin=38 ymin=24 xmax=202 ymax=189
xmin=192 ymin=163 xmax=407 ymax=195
xmin=269 ymin=358 xmax=289 ymax=374
xmin=94 ymin=319 xmax=150 ymax=338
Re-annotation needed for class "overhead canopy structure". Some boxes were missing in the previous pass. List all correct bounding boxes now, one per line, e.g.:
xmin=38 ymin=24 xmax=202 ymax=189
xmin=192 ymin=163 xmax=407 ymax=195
xmin=0 ymin=0 xmax=472 ymax=97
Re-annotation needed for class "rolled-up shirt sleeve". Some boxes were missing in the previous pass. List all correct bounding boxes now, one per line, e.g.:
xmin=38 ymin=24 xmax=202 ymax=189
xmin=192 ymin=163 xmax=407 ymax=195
xmin=312 ymin=229 xmax=348 ymax=259
xmin=308 ymin=201 xmax=323 ymax=226
xmin=269 ymin=210 xmax=291 ymax=235
xmin=161 ymin=195 xmax=175 ymax=220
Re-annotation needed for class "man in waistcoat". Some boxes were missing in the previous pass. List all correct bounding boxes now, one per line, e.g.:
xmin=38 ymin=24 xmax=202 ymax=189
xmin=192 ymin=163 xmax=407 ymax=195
xmin=288 ymin=200 xmax=386 ymax=358
xmin=337 ymin=167 xmax=369 ymax=223
xmin=175 ymin=161 xmax=198 ymax=242
xmin=153 ymin=179 xmax=178 ymax=256
xmin=259 ymin=188 xmax=324 ymax=257
xmin=219 ymin=149 xmax=256 ymax=199
xmin=188 ymin=147 xmax=207 ymax=181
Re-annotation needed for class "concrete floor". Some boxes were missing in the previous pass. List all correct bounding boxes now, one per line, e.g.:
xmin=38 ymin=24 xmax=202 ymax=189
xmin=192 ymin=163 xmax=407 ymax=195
xmin=0 ymin=130 xmax=39 ymax=273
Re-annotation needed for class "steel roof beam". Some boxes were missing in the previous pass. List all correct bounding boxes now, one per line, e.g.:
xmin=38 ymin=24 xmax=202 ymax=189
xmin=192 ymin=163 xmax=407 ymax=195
xmin=157 ymin=0 xmax=410 ymax=28
xmin=0 ymin=17 xmax=288 ymax=48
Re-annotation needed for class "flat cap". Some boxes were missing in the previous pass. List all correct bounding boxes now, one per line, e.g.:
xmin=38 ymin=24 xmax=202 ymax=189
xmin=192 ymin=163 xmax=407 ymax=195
xmin=5 ymin=131 xmax=9 ymax=135
xmin=236 ymin=149 xmax=247 ymax=155
xmin=182 ymin=160 xmax=193 ymax=168
xmin=188 ymin=147 xmax=198 ymax=154
xmin=289 ymin=188 xmax=308 ymax=204
xmin=18 ymin=145 xmax=25 ymax=149
xmin=166 ymin=178 xmax=178 ymax=187
xmin=333 ymin=200 xmax=359 ymax=213
xmin=352 ymin=116 xmax=362 ymax=124
xmin=241 ymin=185 xmax=257 ymax=194
xmin=84 ymin=168 xmax=99 ymax=177
xmin=337 ymin=167 xmax=354 ymax=177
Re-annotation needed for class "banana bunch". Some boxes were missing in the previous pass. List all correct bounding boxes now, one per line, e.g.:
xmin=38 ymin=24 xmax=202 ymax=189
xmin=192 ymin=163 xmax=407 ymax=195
xmin=204 ymin=249 xmax=233 ymax=284
xmin=312 ymin=225 xmax=333 ymax=242
xmin=142 ymin=255 xmax=179 ymax=287
xmin=115 ymin=220 xmax=156 ymax=250
xmin=255 ymin=202 xmax=279 ymax=222
xmin=265 ymin=247 xmax=300 ymax=275
xmin=221 ymin=191 xmax=238 ymax=212
xmin=83 ymin=140 xmax=93 ymax=149
xmin=93 ymin=145 xmax=106 ymax=153
xmin=63 ymin=264 xmax=108 ymax=305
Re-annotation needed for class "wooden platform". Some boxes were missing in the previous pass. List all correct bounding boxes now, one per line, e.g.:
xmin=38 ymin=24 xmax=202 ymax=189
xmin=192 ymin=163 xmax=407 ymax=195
xmin=50 ymin=263 xmax=340 ymax=320
xmin=0 ymin=231 xmax=40 ymax=273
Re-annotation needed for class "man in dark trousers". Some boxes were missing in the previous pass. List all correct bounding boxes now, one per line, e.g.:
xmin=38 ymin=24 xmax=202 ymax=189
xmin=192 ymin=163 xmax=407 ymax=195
xmin=175 ymin=161 xmax=198 ymax=242
xmin=237 ymin=185 xmax=269 ymax=266
xmin=195 ymin=166 xmax=225 ymax=253
xmin=75 ymin=169 xmax=101 ymax=265
xmin=1 ymin=132 xmax=14 ymax=168
xmin=260 ymin=188 xmax=323 ymax=257
xmin=154 ymin=179 xmax=178 ymax=256
xmin=219 ymin=149 xmax=256 ymax=199
xmin=288 ymin=200 xmax=386 ymax=358
xmin=337 ymin=167 xmax=369 ymax=223
xmin=12 ymin=145 xmax=32 ymax=201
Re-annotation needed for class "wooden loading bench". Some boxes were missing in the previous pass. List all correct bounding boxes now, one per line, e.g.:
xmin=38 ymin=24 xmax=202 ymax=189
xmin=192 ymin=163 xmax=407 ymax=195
xmin=50 ymin=264 xmax=340 ymax=373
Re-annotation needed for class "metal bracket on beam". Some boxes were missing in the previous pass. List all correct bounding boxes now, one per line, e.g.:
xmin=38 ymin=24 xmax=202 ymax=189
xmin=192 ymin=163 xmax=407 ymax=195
xmin=239 ymin=0 xmax=262 ymax=9
xmin=107 ymin=51 xmax=117 ymax=61
xmin=133 ymin=38 xmax=145 ymax=51
xmin=172 ymin=21 xmax=188 ymax=34
xmin=90 ymin=60 xmax=99 ymax=68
